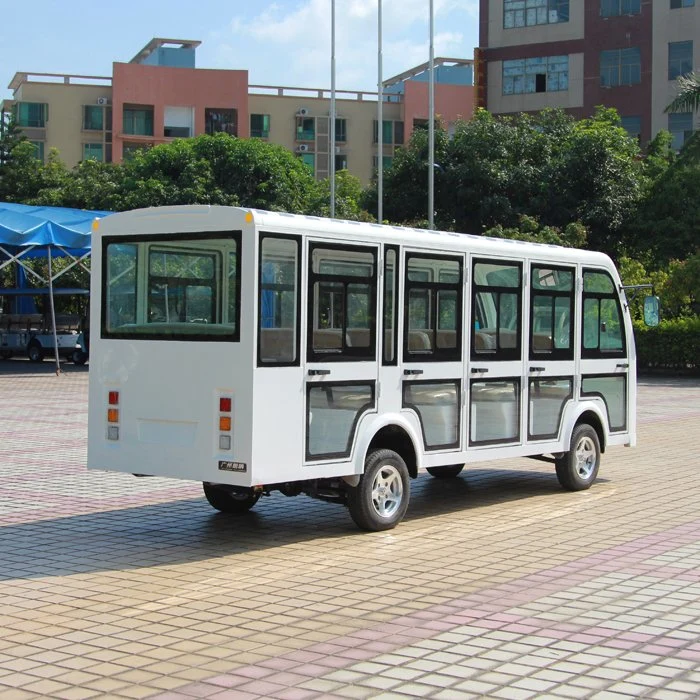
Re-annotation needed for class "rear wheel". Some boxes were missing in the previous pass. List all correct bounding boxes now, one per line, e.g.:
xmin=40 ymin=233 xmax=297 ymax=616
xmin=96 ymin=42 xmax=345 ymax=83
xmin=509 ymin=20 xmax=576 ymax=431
xmin=555 ymin=424 xmax=600 ymax=491
xmin=202 ymin=483 xmax=261 ymax=514
xmin=27 ymin=342 xmax=44 ymax=363
xmin=72 ymin=349 xmax=88 ymax=365
xmin=426 ymin=464 xmax=464 ymax=478
xmin=347 ymin=449 xmax=410 ymax=531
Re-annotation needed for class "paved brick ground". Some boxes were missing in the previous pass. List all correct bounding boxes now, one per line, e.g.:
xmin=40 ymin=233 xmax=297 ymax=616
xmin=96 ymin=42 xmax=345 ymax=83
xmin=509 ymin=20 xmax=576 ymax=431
xmin=1 ymin=360 xmax=700 ymax=699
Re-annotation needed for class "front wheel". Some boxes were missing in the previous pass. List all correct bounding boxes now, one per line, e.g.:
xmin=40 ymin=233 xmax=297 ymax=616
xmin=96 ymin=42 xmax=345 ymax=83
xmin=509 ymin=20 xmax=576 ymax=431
xmin=426 ymin=464 xmax=464 ymax=478
xmin=555 ymin=424 xmax=600 ymax=491
xmin=202 ymin=483 xmax=261 ymax=514
xmin=72 ymin=349 xmax=88 ymax=365
xmin=347 ymin=449 xmax=410 ymax=531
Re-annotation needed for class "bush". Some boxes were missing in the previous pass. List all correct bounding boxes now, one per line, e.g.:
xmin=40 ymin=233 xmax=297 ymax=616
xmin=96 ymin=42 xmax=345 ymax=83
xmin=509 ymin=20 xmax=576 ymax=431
xmin=633 ymin=316 xmax=700 ymax=371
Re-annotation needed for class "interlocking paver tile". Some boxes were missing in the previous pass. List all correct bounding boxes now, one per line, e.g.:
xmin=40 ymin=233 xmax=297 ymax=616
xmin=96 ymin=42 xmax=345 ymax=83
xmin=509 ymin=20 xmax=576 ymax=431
xmin=2 ymin=366 xmax=700 ymax=698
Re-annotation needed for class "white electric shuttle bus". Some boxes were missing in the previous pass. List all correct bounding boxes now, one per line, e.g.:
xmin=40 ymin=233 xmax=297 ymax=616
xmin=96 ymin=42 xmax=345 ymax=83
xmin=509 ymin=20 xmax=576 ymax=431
xmin=87 ymin=206 xmax=656 ymax=531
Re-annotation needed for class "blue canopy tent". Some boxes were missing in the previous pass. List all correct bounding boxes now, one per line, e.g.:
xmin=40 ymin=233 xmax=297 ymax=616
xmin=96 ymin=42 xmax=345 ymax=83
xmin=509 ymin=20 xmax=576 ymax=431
xmin=0 ymin=203 xmax=112 ymax=371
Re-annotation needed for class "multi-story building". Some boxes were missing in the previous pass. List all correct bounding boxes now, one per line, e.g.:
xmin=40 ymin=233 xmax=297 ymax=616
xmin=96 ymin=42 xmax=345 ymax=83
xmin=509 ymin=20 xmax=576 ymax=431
xmin=1 ymin=38 xmax=475 ymax=185
xmin=477 ymin=0 xmax=699 ymax=148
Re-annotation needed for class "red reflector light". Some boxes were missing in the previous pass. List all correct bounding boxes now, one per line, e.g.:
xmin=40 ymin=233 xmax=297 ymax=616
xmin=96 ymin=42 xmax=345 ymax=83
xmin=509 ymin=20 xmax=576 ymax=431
xmin=108 ymin=391 xmax=119 ymax=405
xmin=219 ymin=397 xmax=231 ymax=412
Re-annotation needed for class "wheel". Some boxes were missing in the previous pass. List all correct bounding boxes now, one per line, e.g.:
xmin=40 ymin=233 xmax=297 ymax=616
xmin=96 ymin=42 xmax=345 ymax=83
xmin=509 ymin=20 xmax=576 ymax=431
xmin=0 ymin=349 xmax=11 ymax=360
xmin=426 ymin=464 xmax=464 ymax=478
xmin=347 ymin=449 xmax=410 ymax=531
xmin=27 ymin=342 xmax=44 ymax=363
xmin=202 ymin=482 xmax=261 ymax=514
xmin=555 ymin=424 xmax=601 ymax=491
xmin=72 ymin=349 xmax=88 ymax=365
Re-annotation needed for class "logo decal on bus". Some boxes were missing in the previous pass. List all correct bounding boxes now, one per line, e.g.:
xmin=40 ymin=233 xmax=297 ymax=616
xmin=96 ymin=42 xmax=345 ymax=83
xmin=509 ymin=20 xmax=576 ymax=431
xmin=218 ymin=461 xmax=247 ymax=473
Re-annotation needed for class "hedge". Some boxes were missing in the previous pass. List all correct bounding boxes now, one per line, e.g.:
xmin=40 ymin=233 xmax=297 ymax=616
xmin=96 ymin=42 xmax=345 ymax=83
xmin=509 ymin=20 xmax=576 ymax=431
xmin=633 ymin=316 xmax=700 ymax=371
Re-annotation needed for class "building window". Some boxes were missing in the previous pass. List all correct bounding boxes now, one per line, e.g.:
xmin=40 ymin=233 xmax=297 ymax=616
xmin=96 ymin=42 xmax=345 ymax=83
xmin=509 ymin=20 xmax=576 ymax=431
xmin=373 ymin=120 xmax=404 ymax=145
xmin=600 ymin=48 xmax=641 ymax=87
xmin=503 ymin=55 xmax=569 ymax=94
xmin=296 ymin=117 xmax=315 ymax=141
xmin=250 ymin=114 xmax=270 ymax=138
xmin=29 ymin=141 xmax=45 ymax=162
xmin=123 ymin=106 xmax=154 ymax=136
xmin=335 ymin=118 xmax=347 ymax=143
xmin=205 ymin=108 xmax=237 ymax=136
xmin=14 ymin=102 xmax=47 ymax=128
xmin=373 ymin=155 xmax=393 ymax=170
xmin=164 ymin=106 xmax=193 ymax=138
xmin=335 ymin=154 xmax=347 ymax=171
xmin=669 ymin=41 xmax=693 ymax=80
xmin=83 ymin=106 xmax=104 ymax=131
xmin=600 ymin=0 xmax=641 ymax=15
xmin=83 ymin=143 xmax=104 ymax=161
xmin=621 ymin=115 xmax=642 ymax=139
xmin=299 ymin=152 xmax=315 ymax=172
xmin=669 ymin=112 xmax=694 ymax=150
xmin=504 ymin=0 xmax=569 ymax=28
xmin=123 ymin=142 xmax=151 ymax=160
xmin=671 ymin=0 xmax=694 ymax=8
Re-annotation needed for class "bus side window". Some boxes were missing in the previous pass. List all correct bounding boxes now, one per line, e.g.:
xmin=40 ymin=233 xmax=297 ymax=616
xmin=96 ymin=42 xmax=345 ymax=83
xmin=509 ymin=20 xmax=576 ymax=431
xmin=530 ymin=266 xmax=574 ymax=359
xmin=471 ymin=260 xmax=522 ymax=361
xmin=581 ymin=270 xmax=625 ymax=357
xmin=258 ymin=235 xmax=300 ymax=366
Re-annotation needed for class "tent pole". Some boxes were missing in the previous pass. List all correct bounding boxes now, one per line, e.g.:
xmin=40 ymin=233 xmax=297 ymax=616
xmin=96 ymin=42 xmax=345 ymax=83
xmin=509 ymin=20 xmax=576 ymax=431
xmin=47 ymin=247 xmax=61 ymax=375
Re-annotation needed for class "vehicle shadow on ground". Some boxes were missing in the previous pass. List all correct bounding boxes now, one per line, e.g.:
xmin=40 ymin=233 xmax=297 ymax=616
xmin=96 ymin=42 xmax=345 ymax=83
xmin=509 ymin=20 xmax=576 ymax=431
xmin=0 ymin=466 xmax=606 ymax=581
xmin=0 ymin=358 xmax=89 ymax=375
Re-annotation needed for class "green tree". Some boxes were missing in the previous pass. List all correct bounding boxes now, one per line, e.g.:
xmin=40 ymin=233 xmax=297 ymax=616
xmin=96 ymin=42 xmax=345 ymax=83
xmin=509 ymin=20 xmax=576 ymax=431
xmin=0 ymin=142 xmax=69 ymax=204
xmin=308 ymin=169 xmax=370 ymax=220
xmin=666 ymin=71 xmax=700 ymax=115
xmin=0 ymin=112 xmax=26 ymax=166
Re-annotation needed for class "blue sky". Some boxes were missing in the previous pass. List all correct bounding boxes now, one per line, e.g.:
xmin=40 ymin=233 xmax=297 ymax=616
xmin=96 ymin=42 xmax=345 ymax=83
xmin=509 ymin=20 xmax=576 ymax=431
xmin=1 ymin=0 xmax=479 ymax=101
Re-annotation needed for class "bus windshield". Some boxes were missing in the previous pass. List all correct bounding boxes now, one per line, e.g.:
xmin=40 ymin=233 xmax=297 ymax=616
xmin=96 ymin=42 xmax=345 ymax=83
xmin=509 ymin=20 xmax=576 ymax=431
xmin=102 ymin=232 xmax=241 ymax=341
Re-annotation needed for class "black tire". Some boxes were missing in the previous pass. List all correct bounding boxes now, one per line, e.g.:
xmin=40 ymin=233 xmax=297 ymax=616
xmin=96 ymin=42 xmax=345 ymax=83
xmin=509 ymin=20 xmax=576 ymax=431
xmin=426 ymin=464 xmax=464 ymax=478
xmin=347 ymin=449 xmax=410 ymax=532
xmin=0 ymin=349 xmax=12 ymax=360
xmin=555 ymin=424 xmax=601 ymax=491
xmin=27 ymin=342 xmax=44 ymax=363
xmin=72 ymin=350 xmax=88 ymax=365
xmin=202 ymin=482 xmax=261 ymax=514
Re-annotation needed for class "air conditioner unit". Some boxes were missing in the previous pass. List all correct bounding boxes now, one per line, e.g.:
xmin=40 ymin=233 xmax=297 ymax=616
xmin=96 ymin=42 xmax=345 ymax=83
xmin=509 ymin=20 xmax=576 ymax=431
xmin=96 ymin=97 xmax=110 ymax=106
xmin=297 ymin=144 xmax=310 ymax=152
xmin=297 ymin=107 xmax=310 ymax=117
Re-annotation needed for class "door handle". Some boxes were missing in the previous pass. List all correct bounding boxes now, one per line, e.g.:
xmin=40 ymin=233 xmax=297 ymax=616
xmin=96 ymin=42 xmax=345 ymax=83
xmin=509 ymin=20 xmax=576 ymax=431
xmin=616 ymin=363 xmax=629 ymax=369
xmin=529 ymin=366 xmax=546 ymax=372
xmin=308 ymin=369 xmax=331 ymax=376
xmin=403 ymin=369 xmax=424 ymax=376
xmin=470 ymin=367 xmax=488 ymax=374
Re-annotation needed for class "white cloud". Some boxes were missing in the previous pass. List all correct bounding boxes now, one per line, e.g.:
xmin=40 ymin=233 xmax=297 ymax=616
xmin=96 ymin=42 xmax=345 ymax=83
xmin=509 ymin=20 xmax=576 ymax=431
xmin=206 ymin=0 xmax=478 ymax=90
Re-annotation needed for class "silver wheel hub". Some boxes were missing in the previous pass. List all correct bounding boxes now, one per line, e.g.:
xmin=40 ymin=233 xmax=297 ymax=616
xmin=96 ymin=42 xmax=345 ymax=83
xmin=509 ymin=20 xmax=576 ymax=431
xmin=575 ymin=436 xmax=597 ymax=480
xmin=371 ymin=465 xmax=403 ymax=518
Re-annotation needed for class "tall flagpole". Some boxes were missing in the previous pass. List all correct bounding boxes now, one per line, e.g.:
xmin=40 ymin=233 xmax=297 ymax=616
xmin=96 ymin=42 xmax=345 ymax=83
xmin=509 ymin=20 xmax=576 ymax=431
xmin=377 ymin=0 xmax=383 ymax=224
xmin=428 ymin=0 xmax=435 ymax=230
xmin=330 ymin=0 xmax=336 ymax=218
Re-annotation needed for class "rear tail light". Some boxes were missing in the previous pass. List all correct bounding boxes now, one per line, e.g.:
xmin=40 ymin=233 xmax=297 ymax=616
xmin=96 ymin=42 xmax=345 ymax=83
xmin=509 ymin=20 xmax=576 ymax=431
xmin=107 ymin=390 xmax=120 ymax=440
xmin=219 ymin=395 xmax=232 ymax=450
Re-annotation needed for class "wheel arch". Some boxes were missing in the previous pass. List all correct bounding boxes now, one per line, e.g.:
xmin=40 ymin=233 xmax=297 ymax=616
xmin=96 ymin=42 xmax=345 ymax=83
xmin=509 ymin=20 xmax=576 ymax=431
xmin=568 ymin=403 xmax=608 ymax=454
xmin=355 ymin=415 xmax=422 ymax=479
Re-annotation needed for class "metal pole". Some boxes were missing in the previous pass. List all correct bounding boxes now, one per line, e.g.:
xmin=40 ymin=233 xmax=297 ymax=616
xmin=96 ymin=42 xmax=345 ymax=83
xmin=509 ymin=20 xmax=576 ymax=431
xmin=330 ymin=0 xmax=336 ymax=218
xmin=428 ymin=0 xmax=435 ymax=230
xmin=377 ymin=0 xmax=383 ymax=224
xmin=47 ymin=247 xmax=61 ymax=375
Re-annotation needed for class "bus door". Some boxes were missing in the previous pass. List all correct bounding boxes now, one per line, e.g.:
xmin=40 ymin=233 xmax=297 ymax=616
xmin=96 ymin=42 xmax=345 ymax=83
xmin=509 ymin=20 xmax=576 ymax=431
xmin=524 ymin=264 xmax=577 ymax=446
xmin=578 ymin=267 xmax=630 ymax=436
xmin=303 ymin=241 xmax=380 ymax=465
xmin=468 ymin=258 xmax=525 ymax=448
xmin=401 ymin=250 xmax=465 ymax=458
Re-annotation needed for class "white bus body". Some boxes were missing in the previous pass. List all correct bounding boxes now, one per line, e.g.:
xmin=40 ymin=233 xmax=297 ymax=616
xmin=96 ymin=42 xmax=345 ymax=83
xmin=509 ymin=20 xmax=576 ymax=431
xmin=88 ymin=206 xmax=638 ymax=531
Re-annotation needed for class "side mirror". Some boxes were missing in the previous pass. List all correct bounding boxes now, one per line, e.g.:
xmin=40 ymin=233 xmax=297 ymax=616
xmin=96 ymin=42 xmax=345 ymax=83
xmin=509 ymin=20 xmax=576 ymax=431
xmin=643 ymin=296 xmax=660 ymax=327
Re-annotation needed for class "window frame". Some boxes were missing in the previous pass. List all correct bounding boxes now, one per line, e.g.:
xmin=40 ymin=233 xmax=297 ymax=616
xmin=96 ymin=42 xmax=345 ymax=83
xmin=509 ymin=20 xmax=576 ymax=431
xmin=529 ymin=264 xmax=575 ymax=361
xmin=403 ymin=252 xmax=463 ymax=363
xmin=382 ymin=245 xmax=400 ymax=366
xmin=581 ymin=268 xmax=626 ymax=359
xmin=101 ymin=231 xmax=242 ymax=343
xmin=257 ymin=232 xmax=302 ymax=368
xmin=668 ymin=41 xmax=693 ymax=81
xmin=600 ymin=48 xmax=642 ymax=87
xmin=306 ymin=242 xmax=378 ymax=363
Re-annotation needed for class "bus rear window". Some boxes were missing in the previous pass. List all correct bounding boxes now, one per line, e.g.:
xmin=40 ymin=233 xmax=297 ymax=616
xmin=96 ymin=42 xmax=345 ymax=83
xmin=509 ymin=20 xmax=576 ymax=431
xmin=102 ymin=233 xmax=241 ymax=341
